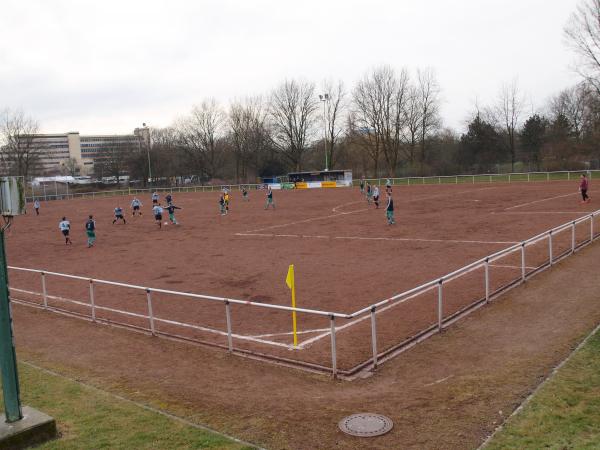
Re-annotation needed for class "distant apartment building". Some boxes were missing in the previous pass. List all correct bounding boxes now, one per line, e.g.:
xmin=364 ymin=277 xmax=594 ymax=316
xmin=12 ymin=128 xmax=149 ymax=176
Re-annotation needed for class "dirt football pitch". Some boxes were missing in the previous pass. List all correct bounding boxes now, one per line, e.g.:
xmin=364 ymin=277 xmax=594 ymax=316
xmin=7 ymin=181 xmax=598 ymax=375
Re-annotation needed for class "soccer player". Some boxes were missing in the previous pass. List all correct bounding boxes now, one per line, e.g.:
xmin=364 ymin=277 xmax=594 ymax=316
xmin=359 ymin=177 xmax=365 ymax=194
xmin=366 ymin=183 xmax=372 ymax=204
xmin=131 ymin=197 xmax=143 ymax=216
xmin=112 ymin=206 xmax=127 ymax=224
xmin=151 ymin=191 xmax=159 ymax=205
xmin=580 ymin=173 xmax=591 ymax=203
xmin=385 ymin=194 xmax=395 ymax=225
xmin=165 ymin=203 xmax=182 ymax=224
xmin=265 ymin=186 xmax=275 ymax=210
xmin=165 ymin=193 xmax=173 ymax=205
xmin=59 ymin=217 xmax=72 ymax=245
xmin=373 ymin=186 xmax=380 ymax=209
xmin=85 ymin=215 xmax=96 ymax=247
xmin=219 ymin=195 xmax=227 ymax=215
xmin=385 ymin=180 xmax=393 ymax=196
xmin=224 ymin=191 xmax=230 ymax=212
xmin=152 ymin=204 xmax=164 ymax=228
xmin=242 ymin=187 xmax=249 ymax=201
xmin=33 ymin=199 xmax=40 ymax=215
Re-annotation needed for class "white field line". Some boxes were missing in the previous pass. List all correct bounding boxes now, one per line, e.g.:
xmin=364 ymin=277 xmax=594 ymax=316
xmin=332 ymin=201 xmax=364 ymax=213
xmin=490 ymin=264 xmax=537 ymax=270
xmin=236 ymin=232 xmax=517 ymax=245
xmin=245 ymin=207 xmax=369 ymax=233
xmin=10 ymin=288 xmax=291 ymax=349
xmin=250 ymin=327 xmax=330 ymax=338
xmin=298 ymin=260 xmax=488 ymax=348
xmin=333 ymin=236 xmax=518 ymax=245
xmin=504 ymin=192 xmax=577 ymax=211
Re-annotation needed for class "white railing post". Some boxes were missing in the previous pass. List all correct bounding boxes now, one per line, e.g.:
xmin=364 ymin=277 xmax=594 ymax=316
xmin=547 ymin=172 xmax=550 ymax=181
xmin=437 ymin=279 xmax=443 ymax=332
xmin=568 ymin=172 xmax=571 ymax=181
xmin=571 ymin=221 xmax=576 ymax=253
xmin=549 ymin=231 xmax=553 ymax=266
xmin=591 ymin=215 xmax=594 ymax=242
xmin=438 ymin=177 xmax=441 ymax=184
xmin=485 ymin=258 xmax=490 ymax=303
xmin=370 ymin=307 xmax=378 ymax=370
xmin=489 ymin=175 xmax=492 ymax=183
xmin=225 ymin=300 xmax=233 ymax=352
xmin=508 ymin=174 xmax=511 ymax=183
xmin=146 ymin=289 xmax=155 ymax=336
xmin=41 ymin=272 xmax=48 ymax=308
xmin=89 ymin=279 xmax=96 ymax=322
xmin=455 ymin=176 xmax=457 ymax=184
xmin=521 ymin=243 xmax=526 ymax=281
xmin=472 ymin=175 xmax=475 ymax=184
xmin=527 ymin=173 xmax=530 ymax=182
xmin=330 ymin=315 xmax=337 ymax=379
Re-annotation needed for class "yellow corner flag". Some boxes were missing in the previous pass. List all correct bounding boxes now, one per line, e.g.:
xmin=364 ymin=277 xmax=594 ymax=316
xmin=286 ymin=264 xmax=298 ymax=347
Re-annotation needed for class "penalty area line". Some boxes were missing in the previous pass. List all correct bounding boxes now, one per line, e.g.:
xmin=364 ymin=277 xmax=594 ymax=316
xmin=504 ymin=192 xmax=577 ymax=211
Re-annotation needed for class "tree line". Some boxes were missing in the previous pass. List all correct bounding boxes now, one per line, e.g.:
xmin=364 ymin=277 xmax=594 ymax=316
xmin=3 ymin=0 xmax=600 ymax=182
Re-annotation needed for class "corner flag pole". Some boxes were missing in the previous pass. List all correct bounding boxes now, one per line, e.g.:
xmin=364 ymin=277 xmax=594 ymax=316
xmin=286 ymin=264 xmax=298 ymax=347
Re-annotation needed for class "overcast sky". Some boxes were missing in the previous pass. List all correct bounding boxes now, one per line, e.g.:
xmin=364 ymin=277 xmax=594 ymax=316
xmin=0 ymin=0 xmax=582 ymax=135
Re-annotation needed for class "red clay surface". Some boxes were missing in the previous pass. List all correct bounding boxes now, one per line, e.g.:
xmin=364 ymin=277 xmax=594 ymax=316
xmin=7 ymin=181 xmax=598 ymax=371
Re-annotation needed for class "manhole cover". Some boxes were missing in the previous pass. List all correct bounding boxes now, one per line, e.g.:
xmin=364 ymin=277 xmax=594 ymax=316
xmin=338 ymin=413 xmax=393 ymax=437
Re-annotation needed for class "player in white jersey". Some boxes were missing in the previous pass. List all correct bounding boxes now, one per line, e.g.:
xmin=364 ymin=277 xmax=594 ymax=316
xmin=131 ymin=197 xmax=143 ymax=216
xmin=152 ymin=204 xmax=164 ymax=228
xmin=112 ymin=206 xmax=127 ymax=224
xmin=58 ymin=217 xmax=72 ymax=245
xmin=152 ymin=192 xmax=159 ymax=205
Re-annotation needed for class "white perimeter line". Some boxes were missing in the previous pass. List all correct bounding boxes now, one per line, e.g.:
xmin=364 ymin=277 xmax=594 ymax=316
xmin=245 ymin=207 xmax=369 ymax=233
xmin=490 ymin=264 xmax=537 ymax=270
xmin=504 ymin=192 xmax=577 ymax=211
xmin=298 ymin=261 xmax=487 ymax=348
xmin=236 ymin=233 xmax=517 ymax=245
xmin=333 ymin=236 xmax=518 ymax=245
xmin=250 ymin=327 xmax=330 ymax=338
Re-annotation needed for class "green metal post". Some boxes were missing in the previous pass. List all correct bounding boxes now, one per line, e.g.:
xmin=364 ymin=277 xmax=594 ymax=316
xmin=0 ymin=228 xmax=22 ymax=423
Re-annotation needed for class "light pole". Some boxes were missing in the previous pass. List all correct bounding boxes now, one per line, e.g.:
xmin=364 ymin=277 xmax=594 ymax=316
xmin=137 ymin=123 xmax=152 ymax=187
xmin=319 ymin=94 xmax=329 ymax=171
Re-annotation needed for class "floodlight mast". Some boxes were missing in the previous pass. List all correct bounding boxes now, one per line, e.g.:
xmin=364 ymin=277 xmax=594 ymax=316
xmin=319 ymin=94 xmax=329 ymax=171
xmin=0 ymin=213 xmax=21 ymax=422
xmin=0 ymin=177 xmax=25 ymax=422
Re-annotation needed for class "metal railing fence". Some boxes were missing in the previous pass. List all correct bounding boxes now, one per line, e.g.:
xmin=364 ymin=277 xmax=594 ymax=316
xmin=358 ymin=169 xmax=600 ymax=188
xmin=25 ymin=169 xmax=600 ymax=203
xmin=8 ymin=209 xmax=600 ymax=378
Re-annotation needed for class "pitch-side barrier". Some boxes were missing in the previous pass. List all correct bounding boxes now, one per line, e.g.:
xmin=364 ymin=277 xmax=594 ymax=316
xmin=8 ymin=209 xmax=600 ymax=379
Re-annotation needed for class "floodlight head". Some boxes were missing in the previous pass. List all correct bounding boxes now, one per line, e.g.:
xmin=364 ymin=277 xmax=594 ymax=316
xmin=143 ymin=123 xmax=147 ymax=127
xmin=319 ymin=95 xmax=323 ymax=100
xmin=324 ymin=94 xmax=329 ymax=100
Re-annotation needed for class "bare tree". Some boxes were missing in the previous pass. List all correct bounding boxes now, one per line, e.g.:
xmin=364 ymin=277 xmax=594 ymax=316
xmin=96 ymin=142 xmax=134 ymax=183
xmin=494 ymin=79 xmax=524 ymax=171
xmin=319 ymin=80 xmax=347 ymax=170
xmin=0 ymin=109 xmax=40 ymax=177
xmin=565 ymin=0 xmax=600 ymax=93
xmin=62 ymin=158 xmax=80 ymax=176
xmin=352 ymin=66 xmax=410 ymax=177
xmin=229 ymin=97 xmax=270 ymax=183
xmin=269 ymin=79 xmax=319 ymax=171
xmin=176 ymin=99 xmax=227 ymax=180
xmin=417 ymin=68 xmax=442 ymax=173
xmin=403 ymin=85 xmax=422 ymax=165
xmin=550 ymin=83 xmax=589 ymax=141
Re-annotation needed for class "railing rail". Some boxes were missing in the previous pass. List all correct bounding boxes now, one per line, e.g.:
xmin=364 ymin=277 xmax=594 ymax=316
xmin=9 ymin=207 xmax=600 ymax=378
